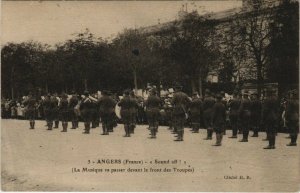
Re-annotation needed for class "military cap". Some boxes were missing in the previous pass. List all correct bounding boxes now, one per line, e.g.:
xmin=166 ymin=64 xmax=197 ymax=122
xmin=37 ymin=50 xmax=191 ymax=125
xmin=62 ymin=93 xmax=68 ymax=98
xmin=266 ymin=89 xmax=275 ymax=96
xmin=174 ymin=83 xmax=182 ymax=89
xmin=151 ymin=88 xmax=157 ymax=94
xmin=124 ymin=90 xmax=130 ymax=96
xmin=83 ymin=90 xmax=89 ymax=96
xmin=233 ymin=90 xmax=239 ymax=96
xmin=216 ymin=94 xmax=222 ymax=100
xmin=102 ymin=90 xmax=109 ymax=95
xmin=132 ymin=48 xmax=140 ymax=56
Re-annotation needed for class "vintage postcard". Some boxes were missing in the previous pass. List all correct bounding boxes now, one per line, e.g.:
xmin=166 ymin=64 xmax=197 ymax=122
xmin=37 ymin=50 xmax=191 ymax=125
xmin=1 ymin=0 xmax=299 ymax=192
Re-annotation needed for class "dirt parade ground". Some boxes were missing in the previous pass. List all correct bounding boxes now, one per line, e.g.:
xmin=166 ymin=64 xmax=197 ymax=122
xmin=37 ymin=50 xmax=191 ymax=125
xmin=1 ymin=119 xmax=300 ymax=192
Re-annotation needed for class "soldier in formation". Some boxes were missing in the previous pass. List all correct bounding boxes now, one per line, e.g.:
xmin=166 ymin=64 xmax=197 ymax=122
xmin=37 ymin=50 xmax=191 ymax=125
xmin=188 ymin=92 xmax=202 ymax=133
xmin=212 ymin=94 xmax=226 ymax=146
xmin=80 ymin=91 xmax=93 ymax=134
xmin=250 ymin=93 xmax=262 ymax=137
xmin=203 ymin=89 xmax=215 ymax=140
xmin=171 ymin=85 xmax=191 ymax=141
xmin=285 ymin=90 xmax=299 ymax=146
xmin=129 ymin=91 xmax=138 ymax=134
xmin=10 ymin=87 xmax=299 ymax=149
xmin=52 ymin=93 xmax=60 ymax=128
xmin=145 ymin=89 xmax=161 ymax=138
xmin=69 ymin=91 xmax=79 ymax=129
xmin=98 ymin=90 xmax=117 ymax=135
xmin=91 ymin=94 xmax=99 ymax=129
xmin=238 ymin=92 xmax=251 ymax=142
xmin=23 ymin=92 xmax=37 ymax=129
xmin=43 ymin=94 xmax=55 ymax=130
xmin=228 ymin=91 xmax=240 ymax=138
xmin=59 ymin=93 xmax=69 ymax=132
xmin=262 ymin=90 xmax=279 ymax=149
xmin=118 ymin=90 xmax=134 ymax=137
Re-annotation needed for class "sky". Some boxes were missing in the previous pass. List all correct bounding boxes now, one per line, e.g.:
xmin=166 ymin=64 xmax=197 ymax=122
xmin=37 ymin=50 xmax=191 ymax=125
xmin=2 ymin=1 xmax=242 ymax=46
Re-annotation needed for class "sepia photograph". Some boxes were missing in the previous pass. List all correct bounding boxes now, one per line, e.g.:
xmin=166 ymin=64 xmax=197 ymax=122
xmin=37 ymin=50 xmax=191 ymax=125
xmin=1 ymin=0 xmax=299 ymax=191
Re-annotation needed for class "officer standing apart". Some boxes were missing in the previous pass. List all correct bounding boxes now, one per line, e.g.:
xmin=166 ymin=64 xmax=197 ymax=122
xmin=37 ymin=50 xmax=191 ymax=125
xmin=98 ymin=90 xmax=116 ymax=135
xmin=188 ymin=92 xmax=202 ymax=133
xmin=80 ymin=91 xmax=93 ymax=134
xmin=212 ymin=93 xmax=226 ymax=146
xmin=285 ymin=90 xmax=299 ymax=146
xmin=203 ymin=89 xmax=215 ymax=140
xmin=238 ymin=92 xmax=251 ymax=142
xmin=24 ymin=92 xmax=37 ymax=129
xmin=145 ymin=89 xmax=161 ymax=138
xmin=262 ymin=90 xmax=279 ymax=149
xmin=171 ymin=85 xmax=191 ymax=141
xmin=118 ymin=90 xmax=133 ymax=137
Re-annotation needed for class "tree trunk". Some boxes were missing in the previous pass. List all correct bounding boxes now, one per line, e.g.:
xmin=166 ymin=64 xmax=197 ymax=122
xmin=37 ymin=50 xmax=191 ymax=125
xmin=257 ymin=62 xmax=263 ymax=98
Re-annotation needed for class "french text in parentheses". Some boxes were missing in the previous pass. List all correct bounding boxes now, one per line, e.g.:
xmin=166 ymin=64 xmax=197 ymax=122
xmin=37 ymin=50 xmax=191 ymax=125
xmin=72 ymin=168 xmax=80 ymax=173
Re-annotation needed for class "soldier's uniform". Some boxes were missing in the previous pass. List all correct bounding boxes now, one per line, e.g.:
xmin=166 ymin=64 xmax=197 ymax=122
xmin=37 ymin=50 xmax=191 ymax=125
xmin=237 ymin=93 xmax=243 ymax=134
xmin=188 ymin=92 xmax=202 ymax=133
xmin=212 ymin=94 xmax=226 ymax=146
xmin=59 ymin=94 xmax=69 ymax=132
xmin=285 ymin=90 xmax=299 ymax=146
xmin=69 ymin=92 xmax=79 ymax=129
xmin=24 ymin=93 xmax=37 ymax=129
xmin=145 ymin=90 xmax=161 ymax=138
xmin=203 ymin=90 xmax=215 ymax=140
xmin=98 ymin=91 xmax=117 ymax=135
xmin=130 ymin=91 xmax=138 ymax=134
xmin=52 ymin=94 xmax=60 ymax=128
xmin=137 ymin=97 xmax=145 ymax=124
xmin=220 ymin=91 xmax=228 ymax=135
xmin=164 ymin=97 xmax=173 ymax=131
xmin=171 ymin=86 xmax=191 ymax=141
xmin=238 ymin=92 xmax=251 ymax=142
xmin=43 ymin=94 xmax=55 ymax=130
xmin=91 ymin=94 xmax=99 ymax=128
xmin=262 ymin=90 xmax=279 ymax=149
xmin=250 ymin=93 xmax=262 ymax=137
xmin=80 ymin=91 xmax=93 ymax=134
xmin=228 ymin=93 xmax=240 ymax=138
xmin=118 ymin=90 xmax=134 ymax=137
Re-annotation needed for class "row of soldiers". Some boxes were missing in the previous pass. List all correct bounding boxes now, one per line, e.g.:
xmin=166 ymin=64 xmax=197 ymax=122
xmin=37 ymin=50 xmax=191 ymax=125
xmin=22 ymin=87 xmax=299 ymax=149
